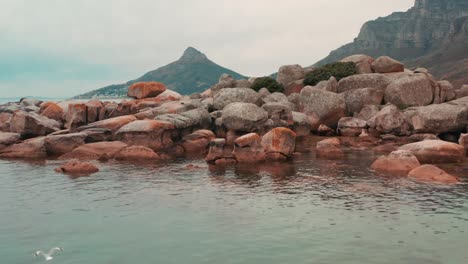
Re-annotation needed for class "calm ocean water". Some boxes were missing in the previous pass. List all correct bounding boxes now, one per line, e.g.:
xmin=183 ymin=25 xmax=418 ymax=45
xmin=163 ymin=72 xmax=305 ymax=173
xmin=1 ymin=147 xmax=467 ymax=264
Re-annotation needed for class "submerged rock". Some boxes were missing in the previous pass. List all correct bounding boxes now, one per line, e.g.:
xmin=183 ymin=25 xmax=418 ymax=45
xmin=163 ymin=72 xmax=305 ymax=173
xmin=408 ymin=165 xmax=459 ymax=184
xmin=316 ymin=138 xmax=344 ymax=159
xmin=55 ymin=160 xmax=99 ymax=176
xmin=114 ymin=146 xmax=160 ymax=161
xmin=371 ymin=150 xmax=420 ymax=176
xmin=59 ymin=141 xmax=128 ymax=160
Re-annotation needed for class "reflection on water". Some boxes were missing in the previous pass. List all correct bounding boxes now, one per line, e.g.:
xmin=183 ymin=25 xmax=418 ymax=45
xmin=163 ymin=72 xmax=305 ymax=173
xmin=0 ymin=148 xmax=467 ymax=264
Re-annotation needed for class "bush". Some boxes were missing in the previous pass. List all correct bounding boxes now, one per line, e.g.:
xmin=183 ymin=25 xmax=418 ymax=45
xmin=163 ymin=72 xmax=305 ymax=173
xmin=251 ymin=77 xmax=284 ymax=93
xmin=303 ymin=62 xmax=356 ymax=86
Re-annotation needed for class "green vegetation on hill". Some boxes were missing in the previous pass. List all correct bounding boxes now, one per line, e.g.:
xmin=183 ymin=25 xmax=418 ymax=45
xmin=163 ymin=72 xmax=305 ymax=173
xmin=303 ymin=62 xmax=356 ymax=86
xmin=251 ymin=77 xmax=284 ymax=93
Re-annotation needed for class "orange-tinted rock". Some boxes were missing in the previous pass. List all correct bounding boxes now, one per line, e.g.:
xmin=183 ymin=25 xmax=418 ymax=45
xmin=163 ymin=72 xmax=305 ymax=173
xmin=114 ymin=146 xmax=160 ymax=161
xmin=44 ymin=132 xmax=87 ymax=156
xmin=59 ymin=141 xmax=128 ymax=160
xmin=127 ymin=82 xmax=167 ymax=99
xmin=85 ymin=100 xmax=104 ymax=123
xmin=458 ymin=133 xmax=468 ymax=156
xmin=284 ymin=79 xmax=304 ymax=95
xmin=316 ymin=138 xmax=344 ymax=159
xmin=399 ymin=140 xmax=465 ymax=163
xmin=205 ymin=138 xmax=235 ymax=164
xmin=40 ymin=102 xmax=64 ymax=122
xmin=317 ymin=124 xmax=335 ymax=136
xmin=261 ymin=127 xmax=296 ymax=161
xmin=408 ymin=165 xmax=459 ymax=184
xmin=115 ymin=120 xmax=175 ymax=151
xmin=371 ymin=56 xmax=404 ymax=73
xmin=371 ymin=150 xmax=421 ymax=176
xmin=77 ymin=115 xmax=137 ymax=133
xmin=66 ymin=103 xmax=87 ymax=131
xmin=0 ymin=112 xmax=12 ymax=123
xmin=0 ymin=137 xmax=47 ymax=159
xmin=232 ymin=133 xmax=266 ymax=163
xmin=10 ymin=111 xmax=60 ymax=137
xmin=181 ymin=130 xmax=216 ymax=155
xmin=0 ymin=132 xmax=21 ymax=146
xmin=55 ymin=160 xmax=99 ymax=176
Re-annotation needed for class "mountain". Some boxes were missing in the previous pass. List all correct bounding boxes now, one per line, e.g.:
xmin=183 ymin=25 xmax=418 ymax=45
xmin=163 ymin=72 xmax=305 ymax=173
xmin=316 ymin=0 xmax=468 ymax=88
xmin=76 ymin=47 xmax=246 ymax=98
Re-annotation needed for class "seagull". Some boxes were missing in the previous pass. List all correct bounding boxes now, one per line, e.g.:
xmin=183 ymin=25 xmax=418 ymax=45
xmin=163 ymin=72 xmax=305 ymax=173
xmin=34 ymin=247 xmax=63 ymax=261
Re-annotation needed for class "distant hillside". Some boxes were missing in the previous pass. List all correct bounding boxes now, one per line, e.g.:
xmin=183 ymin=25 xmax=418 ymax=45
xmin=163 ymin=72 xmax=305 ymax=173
xmin=76 ymin=47 xmax=246 ymax=98
xmin=316 ymin=0 xmax=468 ymax=87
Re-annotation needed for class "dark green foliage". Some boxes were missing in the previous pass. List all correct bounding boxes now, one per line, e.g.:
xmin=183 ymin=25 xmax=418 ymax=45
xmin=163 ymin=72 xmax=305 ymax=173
xmin=251 ymin=77 xmax=284 ymax=93
xmin=303 ymin=62 xmax=356 ymax=86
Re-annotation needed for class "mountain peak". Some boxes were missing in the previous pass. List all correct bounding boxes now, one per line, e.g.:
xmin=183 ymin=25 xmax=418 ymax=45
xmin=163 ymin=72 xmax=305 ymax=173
xmin=179 ymin=47 xmax=209 ymax=63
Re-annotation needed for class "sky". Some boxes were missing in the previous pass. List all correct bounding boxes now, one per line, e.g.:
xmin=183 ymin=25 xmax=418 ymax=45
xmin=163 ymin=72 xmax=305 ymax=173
xmin=0 ymin=0 xmax=414 ymax=98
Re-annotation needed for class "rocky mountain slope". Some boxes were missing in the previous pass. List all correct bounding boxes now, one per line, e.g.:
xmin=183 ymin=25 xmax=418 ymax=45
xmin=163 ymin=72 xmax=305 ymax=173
xmin=317 ymin=0 xmax=468 ymax=88
xmin=76 ymin=47 xmax=246 ymax=98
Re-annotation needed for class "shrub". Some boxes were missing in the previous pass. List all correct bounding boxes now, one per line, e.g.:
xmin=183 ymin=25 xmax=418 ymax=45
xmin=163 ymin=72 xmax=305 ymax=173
xmin=251 ymin=77 xmax=284 ymax=93
xmin=303 ymin=62 xmax=356 ymax=86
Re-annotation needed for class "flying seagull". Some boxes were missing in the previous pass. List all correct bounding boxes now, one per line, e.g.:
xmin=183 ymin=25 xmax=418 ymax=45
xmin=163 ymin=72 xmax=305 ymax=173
xmin=34 ymin=247 xmax=63 ymax=261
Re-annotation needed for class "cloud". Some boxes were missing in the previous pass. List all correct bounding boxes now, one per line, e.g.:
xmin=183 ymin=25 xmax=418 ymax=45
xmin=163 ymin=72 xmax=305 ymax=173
xmin=0 ymin=0 xmax=414 ymax=97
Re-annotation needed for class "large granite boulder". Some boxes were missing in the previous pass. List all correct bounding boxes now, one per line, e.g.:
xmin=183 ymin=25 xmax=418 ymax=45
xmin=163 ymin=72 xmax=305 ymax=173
xmin=44 ymin=132 xmax=87 ymax=156
xmin=65 ymin=103 xmax=87 ymax=130
xmin=369 ymin=105 xmax=410 ymax=136
xmin=315 ymin=77 xmax=338 ymax=93
xmin=337 ymin=74 xmax=392 ymax=93
xmin=384 ymin=74 xmax=434 ymax=108
xmin=39 ymin=102 xmax=64 ymax=122
xmin=59 ymin=141 xmax=128 ymax=160
xmin=213 ymin=88 xmax=260 ymax=110
xmin=437 ymin=81 xmax=456 ymax=103
xmin=261 ymin=127 xmax=296 ymax=161
xmin=135 ymin=99 xmax=202 ymax=119
xmin=10 ymin=111 xmax=60 ymax=137
xmin=337 ymin=117 xmax=368 ymax=137
xmin=154 ymin=108 xmax=211 ymax=132
xmin=399 ymin=140 xmax=465 ymax=163
xmin=355 ymin=105 xmax=380 ymax=121
xmin=232 ymin=133 xmax=266 ymax=163
xmin=371 ymin=150 xmax=420 ymax=176
xmin=343 ymin=88 xmax=384 ymax=115
xmin=77 ymin=115 xmax=137 ymax=134
xmin=0 ymin=132 xmax=21 ymax=148
xmin=85 ymin=100 xmax=105 ymax=123
xmin=371 ymin=56 xmax=404 ymax=73
xmin=221 ymin=103 xmax=268 ymax=132
xmin=408 ymin=165 xmax=459 ymax=184
xmin=291 ymin=111 xmax=317 ymax=136
xmin=115 ymin=120 xmax=175 ymax=151
xmin=180 ymin=130 xmax=216 ymax=155
xmin=300 ymin=87 xmax=346 ymax=128
xmin=262 ymin=103 xmax=293 ymax=128
xmin=341 ymin=54 xmax=374 ymax=74
xmin=456 ymin=85 xmax=468 ymax=99
xmin=0 ymin=137 xmax=47 ymax=159
xmin=127 ymin=82 xmax=166 ymax=99
xmin=277 ymin=64 xmax=305 ymax=87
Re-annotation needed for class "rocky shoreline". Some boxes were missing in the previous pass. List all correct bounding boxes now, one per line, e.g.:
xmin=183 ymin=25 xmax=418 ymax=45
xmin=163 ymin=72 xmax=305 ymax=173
xmin=0 ymin=55 xmax=467 ymax=183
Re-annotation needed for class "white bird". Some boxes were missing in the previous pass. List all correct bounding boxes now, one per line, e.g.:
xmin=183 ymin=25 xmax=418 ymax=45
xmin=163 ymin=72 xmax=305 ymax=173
xmin=34 ymin=247 xmax=63 ymax=261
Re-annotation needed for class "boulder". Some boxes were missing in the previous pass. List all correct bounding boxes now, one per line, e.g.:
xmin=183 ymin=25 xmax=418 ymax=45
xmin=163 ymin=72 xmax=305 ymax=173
xmin=135 ymin=99 xmax=202 ymax=119
xmin=341 ymin=54 xmax=375 ymax=74
xmin=371 ymin=56 xmax=404 ymax=73
xmin=291 ymin=111 xmax=317 ymax=136
xmin=213 ymin=88 xmax=260 ymax=110
xmin=81 ymin=128 xmax=114 ymax=143
xmin=104 ymin=100 xmax=137 ymax=119
xmin=337 ymin=74 xmax=392 ymax=93
xmin=437 ymin=81 xmax=456 ymax=103
xmin=114 ymin=146 xmax=160 ymax=161
xmin=20 ymin=98 xmax=42 ymax=107
xmin=262 ymin=103 xmax=293 ymax=128
xmin=369 ymin=105 xmax=410 ymax=136
xmin=127 ymin=82 xmax=166 ymax=99
xmin=9 ymin=111 xmax=60 ymax=137
xmin=154 ymin=108 xmax=211 ymax=131
xmin=315 ymin=77 xmax=338 ymax=93
xmin=288 ymin=93 xmax=302 ymax=112
xmin=59 ymin=141 xmax=128 ymax=160
xmin=384 ymin=74 xmax=434 ymax=108
xmin=284 ymin=79 xmax=304 ymax=95
xmin=317 ymin=124 xmax=335 ymax=136
xmin=85 ymin=100 xmax=105 ymax=123
xmin=232 ymin=133 xmax=266 ymax=163
xmin=300 ymin=87 xmax=346 ymax=128
xmin=39 ymin=102 xmax=64 ymax=122
xmin=399 ymin=140 xmax=465 ymax=163
xmin=0 ymin=132 xmax=21 ymax=147
xmin=261 ymin=127 xmax=296 ymax=161
xmin=408 ymin=165 xmax=459 ymax=184
xmin=355 ymin=105 xmax=380 ymax=121
xmin=0 ymin=137 xmax=47 ymax=159
xmin=371 ymin=150 xmax=420 ymax=176
xmin=262 ymin=92 xmax=290 ymax=105
xmin=205 ymin=138 xmax=236 ymax=165
xmin=456 ymin=85 xmax=468 ymax=99
xmin=459 ymin=134 xmax=468 ymax=156
xmin=316 ymin=138 xmax=344 ymax=159
xmin=55 ymin=160 xmax=99 ymax=176
xmin=221 ymin=103 xmax=268 ymax=132
xmin=181 ymin=130 xmax=216 ymax=155
xmin=115 ymin=120 xmax=175 ymax=151
xmin=44 ymin=132 xmax=87 ymax=156
xmin=77 ymin=115 xmax=137 ymax=134
xmin=277 ymin=64 xmax=305 ymax=87
xmin=65 ymin=103 xmax=87 ymax=130
xmin=408 ymin=134 xmax=439 ymax=142
xmin=0 ymin=112 xmax=12 ymax=123
xmin=337 ymin=117 xmax=368 ymax=137
xmin=343 ymin=88 xmax=384 ymax=115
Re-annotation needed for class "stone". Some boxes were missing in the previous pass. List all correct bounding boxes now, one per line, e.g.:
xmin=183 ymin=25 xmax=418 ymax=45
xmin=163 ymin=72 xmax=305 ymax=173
xmin=277 ymin=64 xmax=305 ymax=87
xmin=181 ymin=130 xmax=216 ymax=155
xmin=213 ymin=88 xmax=260 ymax=110
xmin=262 ymin=103 xmax=293 ymax=128
xmin=337 ymin=117 xmax=368 ymax=137
xmin=384 ymin=74 xmax=434 ymax=108
xmin=262 ymin=92 xmax=290 ymax=105
xmin=9 ymin=111 xmax=60 ymax=137
xmin=341 ymin=54 xmax=375 ymax=74
xmin=115 ymin=120 xmax=175 ymax=151
xmin=300 ymin=87 xmax=346 ymax=128
xmin=315 ymin=77 xmax=338 ymax=93
xmin=399 ymin=140 xmax=465 ymax=163
xmin=55 ymin=160 xmax=99 ymax=176
xmin=408 ymin=134 xmax=439 ymax=142
xmin=65 ymin=103 xmax=87 ymax=130
xmin=114 ymin=146 xmax=160 ymax=161
xmin=77 ymin=115 xmax=137 ymax=133
xmin=234 ymin=79 xmax=251 ymax=88
xmin=337 ymin=74 xmax=392 ymax=93
xmin=355 ymin=105 xmax=380 ymax=121
xmin=39 ymin=102 xmax=64 ymax=122
xmin=317 ymin=124 xmax=335 ymax=136
xmin=261 ymin=127 xmax=296 ymax=161
xmin=232 ymin=133 xmax=266 ymax=163
xmin=59 ymin=141 xmax=128 ymax=160
xmin=44 ymin=132 xmax=87 ymax=156
xmin=80 ymin=128 xmax=114 ymax=143
xmin=371 ymin=150 xmax=421 ymax=176
xmin=104 ymin=100 xmax=137 ymax=119
xmin=127 ymin=82 xmax=166 ymax=99
xmin=221 ymin=103 xmax=268 ymax=132
xmin=291 ymin=112 xmax=317 ymax=136
xmin=85 ymin=100 xmax=104 ymax=123
xmin=371 ymin=56 xmax=404 ymax=73
xmin=408 ymin=165 xmax=459 ymax=184
xmin=205 ymin=138 xmax=236 ymax=164
xmin=459 ymin=134 xmax=468 ymax=156
xmin=437 ymin=81 xmax=456 ymax=103
xmin=0 ymin=132 xmax=21 ymax=146
xmin=20 ymin=98 xmax=42 ymax=107
xmin=456 ymin=85 xmax=468 ymax=99
xmin=0 ymin=137 xmax=47 ymax=159
xmin=284 ymin=79 xmax=304 ymax=95
xmin=288 ymin=93 xmax=302 ymax=112
xmin=135 ymin=99 xmax=202 ymax=119
xmin=155 ymin=108 xmax=211 ymax=131
xmin=343 ymin=88 xmax=384 ymax=115
xmin=316 ymin=138 xmax=344 ymax=159
xmin=369 ymin=105 xmax=410 ymax=136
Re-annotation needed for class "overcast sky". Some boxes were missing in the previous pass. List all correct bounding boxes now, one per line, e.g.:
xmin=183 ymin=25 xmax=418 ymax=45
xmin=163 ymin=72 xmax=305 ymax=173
xmin=0 ymin=0 xmax=414 ymax=98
